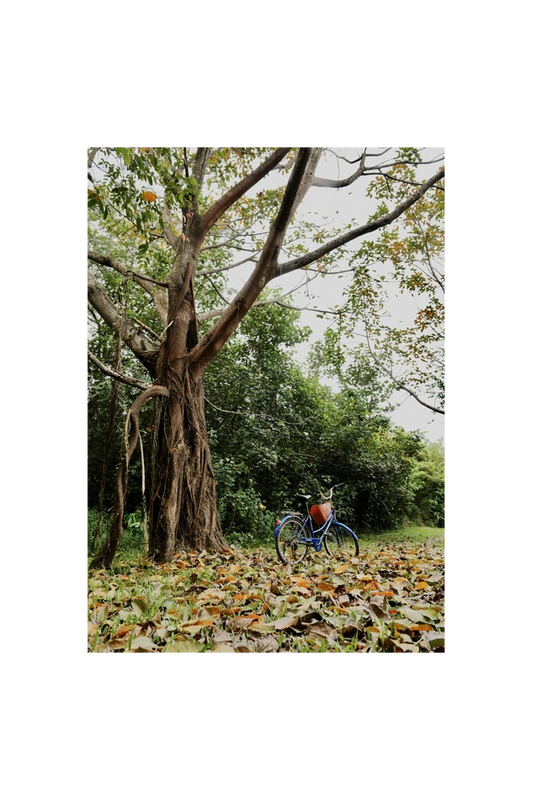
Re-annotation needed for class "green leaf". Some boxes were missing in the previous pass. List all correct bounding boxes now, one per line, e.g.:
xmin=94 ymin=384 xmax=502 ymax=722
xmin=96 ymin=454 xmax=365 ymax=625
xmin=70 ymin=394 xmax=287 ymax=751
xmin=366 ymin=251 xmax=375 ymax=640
xmin=399 ymin=607 xmax=426 ymax=624
xmin=426 ymin=632 xmax=445 ymax=649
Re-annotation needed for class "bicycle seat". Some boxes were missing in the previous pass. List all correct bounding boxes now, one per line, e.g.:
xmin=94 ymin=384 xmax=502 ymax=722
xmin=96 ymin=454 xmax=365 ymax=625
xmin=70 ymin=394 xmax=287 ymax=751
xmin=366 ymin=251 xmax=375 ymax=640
xmin=296 ymin=494 xmax=312 ymax=502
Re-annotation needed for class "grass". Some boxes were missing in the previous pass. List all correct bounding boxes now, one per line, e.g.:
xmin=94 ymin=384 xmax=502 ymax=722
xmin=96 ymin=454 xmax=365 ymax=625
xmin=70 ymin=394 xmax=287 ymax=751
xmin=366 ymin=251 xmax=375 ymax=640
xmin=89 ymin=524 xmax=444 ymax=568
xmin=359 ymin=525 xmax=444 ymax=550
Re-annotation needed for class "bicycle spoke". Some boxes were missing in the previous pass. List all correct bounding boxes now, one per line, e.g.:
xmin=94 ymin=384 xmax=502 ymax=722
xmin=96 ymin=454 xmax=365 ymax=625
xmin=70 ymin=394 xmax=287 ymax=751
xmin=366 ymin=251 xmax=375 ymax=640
xmin=275 ymin=517 xmax=308 ymax=564
xmin=324 ymin=522 xmax=359 ymax=559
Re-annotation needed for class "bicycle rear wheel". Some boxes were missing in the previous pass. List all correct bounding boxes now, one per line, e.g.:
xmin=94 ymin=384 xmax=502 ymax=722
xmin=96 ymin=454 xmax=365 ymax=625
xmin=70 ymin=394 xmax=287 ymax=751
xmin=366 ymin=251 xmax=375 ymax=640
xmin=275 ymin=516 xmax=308 ymax=565
xmin=324 ymin=522 xmax=359 ymax=559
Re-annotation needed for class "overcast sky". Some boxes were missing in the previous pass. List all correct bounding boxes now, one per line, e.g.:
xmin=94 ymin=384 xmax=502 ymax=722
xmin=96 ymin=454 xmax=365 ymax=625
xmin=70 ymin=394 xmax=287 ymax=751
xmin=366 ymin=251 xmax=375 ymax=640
xmin=227 ymin=148 xmax=445 ymax=442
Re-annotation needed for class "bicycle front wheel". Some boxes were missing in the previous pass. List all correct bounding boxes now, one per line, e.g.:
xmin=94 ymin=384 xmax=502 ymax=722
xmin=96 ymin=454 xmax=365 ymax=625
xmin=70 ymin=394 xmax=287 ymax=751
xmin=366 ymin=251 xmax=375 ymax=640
xmin=324 ymin=522 xmax=359 ymax=559
xmin=275 ymin=517 xmax=308 ymax=565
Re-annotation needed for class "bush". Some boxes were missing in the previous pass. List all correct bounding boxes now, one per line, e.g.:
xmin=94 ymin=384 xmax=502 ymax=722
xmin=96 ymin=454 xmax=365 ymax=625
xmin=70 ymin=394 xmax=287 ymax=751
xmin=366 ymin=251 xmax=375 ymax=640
xmin=87 ymin=507 xmax=111 ymax=554
xmin=213 ymin=457 xmax=278 ymax=545
xmin=88 ymin=507 xmax=146 ymax=557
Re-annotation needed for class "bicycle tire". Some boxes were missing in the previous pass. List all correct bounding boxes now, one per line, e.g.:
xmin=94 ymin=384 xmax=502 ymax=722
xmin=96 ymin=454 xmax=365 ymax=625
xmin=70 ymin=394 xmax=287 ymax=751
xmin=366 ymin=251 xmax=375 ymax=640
xmin=324 ymin=521 xmax=359 ymax=559
xmin=275 ymin=516 xmax=309 ymax=565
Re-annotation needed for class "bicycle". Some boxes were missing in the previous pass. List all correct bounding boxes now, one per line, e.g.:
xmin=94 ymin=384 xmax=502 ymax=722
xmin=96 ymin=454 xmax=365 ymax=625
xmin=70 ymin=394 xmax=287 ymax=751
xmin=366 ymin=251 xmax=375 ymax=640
xmin=274 ymin=483 xmax=359 ymax=565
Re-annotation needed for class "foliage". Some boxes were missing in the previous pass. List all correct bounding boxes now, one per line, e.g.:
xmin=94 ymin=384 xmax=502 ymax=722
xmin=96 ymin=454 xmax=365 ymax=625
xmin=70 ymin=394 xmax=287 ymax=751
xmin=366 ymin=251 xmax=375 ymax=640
xmin=88 ymin=508 xmax=146 ymax=556
xmin=408 ymin=440 xmax=445 ymax=527
xmin=88 ymin=294 xmax=444 ymax=549
xmin=203 ymin=303 xmax=409 ymax=538
xmin=87 ymin=527 xmax=444 ymax=653
xmin=339 ymin=151 xmax=445 ymax=412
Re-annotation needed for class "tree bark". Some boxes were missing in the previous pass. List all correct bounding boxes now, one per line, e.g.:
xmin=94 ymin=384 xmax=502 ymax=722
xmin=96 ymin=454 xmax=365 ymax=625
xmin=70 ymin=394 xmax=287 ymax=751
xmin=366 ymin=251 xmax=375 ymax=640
xmin=147 ymin=361 xmax=224 ymax=561
xmin=144 ymin=221 xmax=226 ymax=561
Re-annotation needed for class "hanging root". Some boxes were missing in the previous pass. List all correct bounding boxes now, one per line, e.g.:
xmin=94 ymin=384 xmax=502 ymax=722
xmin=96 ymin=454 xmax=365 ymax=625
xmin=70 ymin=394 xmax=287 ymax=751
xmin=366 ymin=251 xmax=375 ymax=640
xmin=89 ymin=385 xmax=169 ymax=569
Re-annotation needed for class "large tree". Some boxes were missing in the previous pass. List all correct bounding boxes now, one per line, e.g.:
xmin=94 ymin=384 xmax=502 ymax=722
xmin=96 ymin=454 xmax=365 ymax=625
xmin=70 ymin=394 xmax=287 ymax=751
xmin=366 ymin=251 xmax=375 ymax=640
xmin=88 ymin=147 xmax=444 ymax=566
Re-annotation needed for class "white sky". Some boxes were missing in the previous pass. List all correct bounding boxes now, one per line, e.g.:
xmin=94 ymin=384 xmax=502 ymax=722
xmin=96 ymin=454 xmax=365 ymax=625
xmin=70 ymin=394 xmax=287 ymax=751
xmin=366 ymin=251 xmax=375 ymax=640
xmin=226 ymin=147 xmax=445 ymax=441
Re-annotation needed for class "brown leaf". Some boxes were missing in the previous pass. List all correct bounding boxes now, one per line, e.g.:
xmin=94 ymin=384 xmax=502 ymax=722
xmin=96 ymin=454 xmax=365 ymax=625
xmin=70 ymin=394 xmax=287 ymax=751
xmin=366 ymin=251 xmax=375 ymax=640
xmin=210 ymin=643 xmax=235 ymax=652
xmin=334 ymin=563 xmax=351 ymax=575
xmin=197 ymin=588 xmax=226 ymax=603
xmin=274 ymin=615 xmax=301 ymax=631
xmin=181 ymin=619 xmax=214 ymax=636
xmin=130 ymin=636 xmax=156 ymax=651
xmin=167 ymin=639 xmax=203 ymax=653
xmin=234 ymin=645 xmax=253 ymax=653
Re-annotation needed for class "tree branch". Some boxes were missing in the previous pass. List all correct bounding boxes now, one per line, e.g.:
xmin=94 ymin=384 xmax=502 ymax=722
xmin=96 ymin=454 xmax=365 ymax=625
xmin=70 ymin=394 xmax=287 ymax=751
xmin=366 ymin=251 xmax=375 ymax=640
xmin=88 ymin=270 xmax=160 ymax=375
xmin=88 ymin=251 xmax=168 ymax=323
xmin=275 ymin=167 xmax=445 ymax=278
xmin=192 ymin=147 xmax=210 ymax=187
xmin=201 ymin=148 xmax=291 ymax=234
xmin=88 ymin=251 xmax=169 ymax=288
xmin=311 ymin=151 xmax=367 ymax=188
xmin=161 ymin=205 xmax=182 ymax=252
xmin=88 ymin=350 xmax=151 ymax=390
xmin=362 ymin=306 xmax=444 ymax=415
xmin=374 ymin=356 xmax=444 ymax=415
xmin=204 ymin=396 xmax=301 ymax=427
xmin=87 ymin=148 xmax=99 ymax=169
xmin=190 ymin=149 xmax=314 ymax=373
xmin=289 ymin=148 xmax=324 ymax=214
xmin=197 ymin=287 xmax=344 ymax=323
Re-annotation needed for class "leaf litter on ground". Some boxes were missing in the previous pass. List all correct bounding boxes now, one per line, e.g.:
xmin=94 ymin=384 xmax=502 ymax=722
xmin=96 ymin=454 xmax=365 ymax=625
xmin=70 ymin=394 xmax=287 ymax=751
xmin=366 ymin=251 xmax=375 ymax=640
xmin=88 ymin=535 xmax=444 ymax=653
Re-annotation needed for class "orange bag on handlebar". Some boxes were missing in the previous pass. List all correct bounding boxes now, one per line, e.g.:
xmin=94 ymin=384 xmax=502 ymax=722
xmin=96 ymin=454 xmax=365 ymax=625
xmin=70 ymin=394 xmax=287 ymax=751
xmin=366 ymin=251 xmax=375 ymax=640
xmin=310 ymin=502 xmax=332 ymax=525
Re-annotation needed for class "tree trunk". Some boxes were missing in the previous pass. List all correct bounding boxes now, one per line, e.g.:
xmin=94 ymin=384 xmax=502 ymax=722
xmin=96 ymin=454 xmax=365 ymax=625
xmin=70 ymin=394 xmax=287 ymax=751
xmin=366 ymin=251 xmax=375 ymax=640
xmin=147 ymin=230 xmax=226 ymax=562
xmin=148 ymin=362 xmax=225 ymax=562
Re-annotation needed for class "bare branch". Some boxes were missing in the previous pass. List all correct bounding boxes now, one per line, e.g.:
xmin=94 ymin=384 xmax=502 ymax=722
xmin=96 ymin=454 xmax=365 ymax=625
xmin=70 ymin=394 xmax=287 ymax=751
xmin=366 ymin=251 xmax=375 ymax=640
xmin=88 ymin=270 xmax=160 ymax=375
xmin=290 ymin=148 xmax=324 ymax=214
xmin=161 ymin=205 xmax=182 ymax=252
xmin=192 ymin=147 xmax=210 ymax=187
xmin=88 ymin=350 xmax=151 ymax=390
xmin=372 ymin=354 xmax=444 ymax=415
xmin=205 ymin=396 xmax=301 ymax=427
xmin=88 ymin=250 xmax=168 ymax=323
xmin=88 ymin=251 xmax=168 ymax=288
xmin=362 ymin=305 xmax=444 ymax=415
xmin=197 ymin=254 xmax=258 ymax=278
xmin=88 ymin=148 xmax=99 ymax=168
xmin=311 ymin=151 xmax=367 ymax=188
xmin=197 ymin=290 xmax=345 ymax=323
xmin=275 ymin=167 xmax=445 ymax=278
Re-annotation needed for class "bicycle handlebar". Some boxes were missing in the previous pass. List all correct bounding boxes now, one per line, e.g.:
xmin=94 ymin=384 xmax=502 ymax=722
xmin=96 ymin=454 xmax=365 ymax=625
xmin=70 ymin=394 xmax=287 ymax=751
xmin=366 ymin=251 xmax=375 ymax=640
xmin=319 ymin=483 xmax=344 ymax=501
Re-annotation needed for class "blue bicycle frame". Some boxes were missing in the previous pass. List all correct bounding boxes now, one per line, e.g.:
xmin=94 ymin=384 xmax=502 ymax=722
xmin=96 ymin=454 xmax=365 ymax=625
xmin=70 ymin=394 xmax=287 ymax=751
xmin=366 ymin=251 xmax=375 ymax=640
xmin=274 ymin=509 xmax=356 ymax=552
xmin=274 ymin=484 xmax=359 ymax=565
